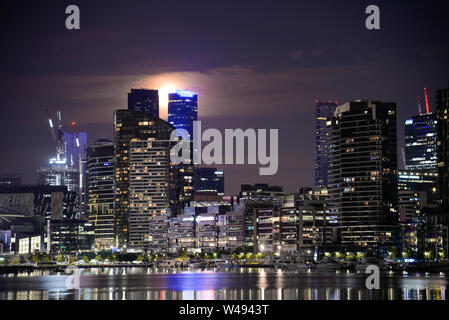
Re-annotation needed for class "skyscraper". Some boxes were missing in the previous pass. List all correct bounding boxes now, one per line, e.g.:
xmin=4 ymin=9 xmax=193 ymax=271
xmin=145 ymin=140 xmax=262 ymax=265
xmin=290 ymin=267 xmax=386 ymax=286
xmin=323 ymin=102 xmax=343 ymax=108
xmin=328 ymin=101 xmax=399 ymax=246
xmin=314 ymin=101 xmax=338 ymax=190
xmin=63 ymin=131 xmax=87 ymax=169
xmin=404 ymin=114 xmax=437 ymax=171
xmin=128 ymin=89 xmax=159 ymax=117
xmin=114 ymin=110 xmax=173 ymax=247
xmin=168 ymin=90 xmax=198 ymax=215
xmin=436 ymin=82 xmax=449 ymax=211
xmin=129 ymin=140 xmax=171 ymax=251
xmin=87 ymin=138 xmax=115 ymax=249
xmin=168 ymin=90 xmax=198 ymax=138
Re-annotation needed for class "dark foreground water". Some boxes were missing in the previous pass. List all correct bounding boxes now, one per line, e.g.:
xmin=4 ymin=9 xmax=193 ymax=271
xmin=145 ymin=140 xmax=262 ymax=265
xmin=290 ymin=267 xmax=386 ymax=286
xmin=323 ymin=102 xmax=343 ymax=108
xmin=0 ymin=268 xmax=447 ymax=300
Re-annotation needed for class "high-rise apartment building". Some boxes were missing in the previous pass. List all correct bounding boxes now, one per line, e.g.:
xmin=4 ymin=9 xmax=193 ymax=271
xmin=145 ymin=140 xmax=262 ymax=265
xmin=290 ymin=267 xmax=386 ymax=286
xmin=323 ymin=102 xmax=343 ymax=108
xmin=404 ymin=114 xmax=437 ymax=171
xmin=129 ymin=140 xmax=171 ymax=251
xmin=314 ymin=101 xmax=338 ymax=190
xmin=128 ymin=89 xmax=159 ymax=117
xmin=114 ymin=109 xmax=173 ymax=247
xmin=87 ymin=138 xmax=115 ymax=249
xmin=328 ymin=101 xmax=399 ymax=247
xmin=436 ymin=82 xmax=449 ymax=212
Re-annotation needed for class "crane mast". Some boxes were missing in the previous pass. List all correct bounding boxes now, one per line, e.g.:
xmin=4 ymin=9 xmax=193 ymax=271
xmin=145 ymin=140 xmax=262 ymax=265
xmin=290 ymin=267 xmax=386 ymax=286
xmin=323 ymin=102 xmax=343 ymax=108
xmin=424 ymin=88 xmax=430 ymax=114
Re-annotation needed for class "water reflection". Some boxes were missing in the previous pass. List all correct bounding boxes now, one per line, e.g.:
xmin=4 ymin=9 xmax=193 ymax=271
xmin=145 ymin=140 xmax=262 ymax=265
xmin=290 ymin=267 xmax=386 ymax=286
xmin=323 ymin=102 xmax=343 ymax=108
xmin=0 ymin=268 xmax=447 ymax=300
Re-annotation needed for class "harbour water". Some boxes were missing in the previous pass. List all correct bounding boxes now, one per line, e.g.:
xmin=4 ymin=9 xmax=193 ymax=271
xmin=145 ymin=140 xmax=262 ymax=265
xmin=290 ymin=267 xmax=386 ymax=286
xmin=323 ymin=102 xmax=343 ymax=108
xmin=0 ymin=268 xmax=447 ymax=300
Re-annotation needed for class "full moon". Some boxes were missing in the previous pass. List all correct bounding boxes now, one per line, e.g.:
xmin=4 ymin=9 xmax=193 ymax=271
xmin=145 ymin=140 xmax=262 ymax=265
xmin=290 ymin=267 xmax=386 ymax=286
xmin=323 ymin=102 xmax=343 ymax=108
xmin=158 ymin=85 xmax=177 ymax=120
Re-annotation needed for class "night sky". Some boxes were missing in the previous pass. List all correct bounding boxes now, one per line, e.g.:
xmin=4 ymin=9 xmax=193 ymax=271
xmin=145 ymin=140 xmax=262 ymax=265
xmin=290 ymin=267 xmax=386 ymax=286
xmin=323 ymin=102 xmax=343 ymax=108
xmin=0 ymin=0 xmax=448 ymax=194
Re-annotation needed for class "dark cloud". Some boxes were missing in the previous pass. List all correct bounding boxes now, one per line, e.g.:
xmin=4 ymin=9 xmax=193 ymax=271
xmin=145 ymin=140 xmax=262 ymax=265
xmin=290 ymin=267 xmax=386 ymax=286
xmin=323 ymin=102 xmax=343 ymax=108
xmin=0 ymin=0 xmax=448 ymax=194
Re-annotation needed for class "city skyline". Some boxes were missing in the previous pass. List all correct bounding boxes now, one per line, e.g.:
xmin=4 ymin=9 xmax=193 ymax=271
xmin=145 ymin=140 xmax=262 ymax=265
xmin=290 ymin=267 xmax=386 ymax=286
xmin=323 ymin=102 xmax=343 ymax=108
xmin=1 ymin=1 xmax=449 ymax=304
xmin=1 ymin=1 xmax=449 ymax=194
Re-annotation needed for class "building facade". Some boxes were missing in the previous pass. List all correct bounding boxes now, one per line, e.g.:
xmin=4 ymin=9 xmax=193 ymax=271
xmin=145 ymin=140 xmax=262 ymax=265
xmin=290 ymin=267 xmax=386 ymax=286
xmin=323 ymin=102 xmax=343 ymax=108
xmin=168 ymin=90 xmax=198 ymax=216
xmin=314 ymin=101 xmax=338 ymax=190
xmin=168 ymin=202 xmax=244 ymax=253
xmin=0 ymin=174 xmax=21 ymax=187
xmin=37 ymin=163 xmax=79 ymax=194
xmin=0 ymin=185 xmax=78 ymax=220
xmin=168 ymin=90 xmax=198 ymax=138
xmin=87 ymin=139 xmax=115 ymax=249
xmin=239 ymin=184 xmax=284 ymax=200
xmin=114 ymin=109 xmax=173 ymax=247
xmin=129 ymin=140 xmax=171 ymax=252
xmin=328 ymin=101 xmax=399 ymax=247
xmin=128 ymin=88 xmax=159 ymax=117
xmin=194 ymin=168 xmax=224 ymax=195
xmin=436 ymin=82 xmax=449 ymax=212
xmin=404 ymin=113 xmax=437 ymax=171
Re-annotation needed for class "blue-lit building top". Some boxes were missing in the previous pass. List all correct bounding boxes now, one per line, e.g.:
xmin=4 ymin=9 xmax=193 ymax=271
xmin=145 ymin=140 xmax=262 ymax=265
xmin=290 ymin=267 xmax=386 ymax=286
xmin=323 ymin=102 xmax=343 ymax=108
xmin=63 ymin=131 xmax=87 ymax=169
xmin=404 ymin=113 xmax=437 ymax=171
xmin=168 ymin=90 xmax=198 ymax=138
xmin=194 ymin=168 xmax=224 ymax=195
xmin=314 ymin=101 xmax=338 ymax=190
xmin=128 ymin=88 xmax=159 ymax=117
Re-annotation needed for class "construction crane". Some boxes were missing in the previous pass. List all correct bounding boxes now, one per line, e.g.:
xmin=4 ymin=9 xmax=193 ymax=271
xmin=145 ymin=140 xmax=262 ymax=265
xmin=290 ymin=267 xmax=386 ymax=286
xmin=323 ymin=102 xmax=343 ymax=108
xmin=71 ymin=121 xmax=83 ymax=169
xmin=72 ymin=121 xmax=86 ymax=220
xmin=424 ymin=87 xmax=431 ymax=114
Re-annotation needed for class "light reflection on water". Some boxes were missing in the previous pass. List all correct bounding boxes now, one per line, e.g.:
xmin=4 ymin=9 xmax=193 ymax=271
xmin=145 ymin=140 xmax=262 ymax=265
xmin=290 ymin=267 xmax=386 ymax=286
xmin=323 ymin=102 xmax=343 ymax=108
xmin=0 ymin=267 xmax=447 ymax=300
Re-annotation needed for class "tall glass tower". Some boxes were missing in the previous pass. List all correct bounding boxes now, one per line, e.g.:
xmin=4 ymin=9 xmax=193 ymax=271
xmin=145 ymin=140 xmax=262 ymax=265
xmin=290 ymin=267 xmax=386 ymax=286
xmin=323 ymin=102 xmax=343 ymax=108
xmin=168 ymin=90 xmax=198 ymax=138
xmin=128 ymin=89 xmax=159 ymax=117
xmin=314 ymin=101 xmax=338 ymax=190
xmin=436 ymin=81 xmax=449 ymax=211
xmin=167 ymin=90 xmax=198 ymax=216
xmin=404 ymin=113 xmax=437 ymax=171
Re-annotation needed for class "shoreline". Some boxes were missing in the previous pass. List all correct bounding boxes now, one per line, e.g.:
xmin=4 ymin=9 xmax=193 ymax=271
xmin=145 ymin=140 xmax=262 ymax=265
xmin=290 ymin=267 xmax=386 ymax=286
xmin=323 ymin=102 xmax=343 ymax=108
xmin=2 ymin=263 xmax=449 ymax=275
